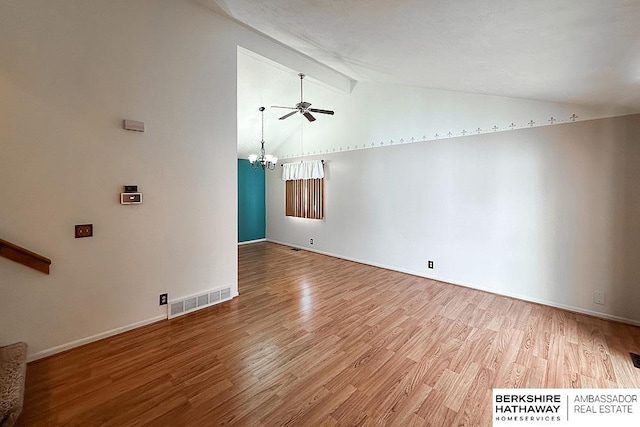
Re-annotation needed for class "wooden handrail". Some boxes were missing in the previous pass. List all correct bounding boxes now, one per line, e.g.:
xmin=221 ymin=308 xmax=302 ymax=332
xmin=0 ymin=238 xmax=51 ymax=274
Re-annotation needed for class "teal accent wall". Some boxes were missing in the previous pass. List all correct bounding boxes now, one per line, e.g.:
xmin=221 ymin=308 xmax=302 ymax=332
xmin=238 ymin=159 xmax=266 ymax=242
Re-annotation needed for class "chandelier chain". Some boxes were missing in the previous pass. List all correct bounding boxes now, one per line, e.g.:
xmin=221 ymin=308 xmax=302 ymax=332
xmin=248 ymin=106 xmax=277 ymax=171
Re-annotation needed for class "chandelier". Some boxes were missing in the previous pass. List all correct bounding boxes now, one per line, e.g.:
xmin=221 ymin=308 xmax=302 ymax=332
xmin=248 ymin=107 xmax=278 ymax=170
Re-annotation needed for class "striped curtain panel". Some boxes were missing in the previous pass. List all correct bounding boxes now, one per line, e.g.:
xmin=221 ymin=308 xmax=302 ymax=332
xmin=285 ymin=178 xmax=324 ymax=219
xmin=282 ymin=160 xmax=324 ymax=220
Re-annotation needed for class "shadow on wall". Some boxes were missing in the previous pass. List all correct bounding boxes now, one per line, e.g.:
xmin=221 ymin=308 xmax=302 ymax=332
xmin=609 ymin=117 xmax=640 ymax=320
xmin=539 ymin=116 xmax=640 ymax=320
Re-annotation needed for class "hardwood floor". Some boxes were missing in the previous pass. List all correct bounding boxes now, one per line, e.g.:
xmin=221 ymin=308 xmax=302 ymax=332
xmin=17 ymin=242 xmax=640 ymax=426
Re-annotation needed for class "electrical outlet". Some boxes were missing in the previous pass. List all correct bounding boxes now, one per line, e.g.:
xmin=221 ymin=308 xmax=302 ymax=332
xmin=159 ymin=293 xmax=168 ymax=306
xmin=428 ymin=260 xmax=434 ymax=269
xmin=309 ymin=238 xmax=314 ymax=245
xmin=75 ymin=224 xmax=93 ymax=238
xmin=593 ymin=291 xmax=605 ymax=305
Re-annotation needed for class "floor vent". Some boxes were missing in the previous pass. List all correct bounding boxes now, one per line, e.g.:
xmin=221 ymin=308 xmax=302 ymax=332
xmin=290 ymin=247 xmax=301 ymax=251
xmin=168 ymin=286 xmax=233 ymax=319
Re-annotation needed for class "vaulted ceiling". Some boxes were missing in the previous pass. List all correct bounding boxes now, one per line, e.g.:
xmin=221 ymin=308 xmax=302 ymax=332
xmin=195 ymin=0 xmax=640 ymax=157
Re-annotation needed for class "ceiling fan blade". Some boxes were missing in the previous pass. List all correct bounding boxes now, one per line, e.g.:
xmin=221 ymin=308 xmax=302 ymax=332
xmin=271 ymin=105 xmax=296 ymax=109
xmin=279 ymin=111 xmax=297 ymax=120
xmin=309 ymin=108 xmax=334 ymax=115
xmin=303 ymin=112 xmax=316 ymax=122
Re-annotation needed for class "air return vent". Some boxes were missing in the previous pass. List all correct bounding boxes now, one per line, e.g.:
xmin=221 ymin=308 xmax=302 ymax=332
xmin=168 ymin=286 xmax=233 ymax=319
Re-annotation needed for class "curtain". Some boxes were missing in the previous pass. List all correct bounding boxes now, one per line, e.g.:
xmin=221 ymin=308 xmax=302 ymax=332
xmin=282 ymin=160 xmax=324 ymax=181
xmin=285 ymin=178 xmax=324 ymax=219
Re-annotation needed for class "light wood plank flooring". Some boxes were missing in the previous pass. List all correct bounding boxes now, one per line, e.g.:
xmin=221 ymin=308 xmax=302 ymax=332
xmin=17 ymin=242 xmax=640 ymax=426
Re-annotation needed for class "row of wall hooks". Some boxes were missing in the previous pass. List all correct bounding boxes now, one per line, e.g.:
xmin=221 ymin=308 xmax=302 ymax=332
xmin=281 ymin=113 xmax=581 ymax=158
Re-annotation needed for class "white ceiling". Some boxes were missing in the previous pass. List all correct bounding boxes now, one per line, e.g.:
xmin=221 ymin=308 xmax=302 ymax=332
xmin=236 ymin=48 xmax=347 ymax=159
xmin=198 ymin=0 xmax=640 ymax=157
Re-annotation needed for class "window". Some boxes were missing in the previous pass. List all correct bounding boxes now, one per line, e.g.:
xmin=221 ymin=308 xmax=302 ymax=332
xmin=286 ymin=178 xmax=324 ymax=219
xmin=282 ymin=160 xmax=325 ymax=220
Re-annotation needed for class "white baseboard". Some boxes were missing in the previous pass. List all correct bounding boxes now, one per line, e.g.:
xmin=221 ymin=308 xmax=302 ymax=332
xmin=27 ymin=315 xmax=166 ymax=362
xmin=266 ymin=239 xmax=640 ymax=327
xmin=238 ymin=238 xmax=266 ymax=246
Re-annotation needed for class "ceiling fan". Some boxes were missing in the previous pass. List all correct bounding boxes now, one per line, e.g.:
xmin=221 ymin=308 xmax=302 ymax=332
xmin=272 ymin=73 xmax=334 ymax=122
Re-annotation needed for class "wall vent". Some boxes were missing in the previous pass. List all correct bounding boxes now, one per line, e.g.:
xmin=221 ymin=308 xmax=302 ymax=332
xmin=210 ymin=290 xmax=221 ymax=303
xmin=167 ymin=286 xmax=233 ymax=319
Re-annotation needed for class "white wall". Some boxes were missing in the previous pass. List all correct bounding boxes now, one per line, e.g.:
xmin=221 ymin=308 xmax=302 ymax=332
xmin=0 ymin=0 xmax=337 ymax=360
xmin=267 ymin=114 xmax=640 ymax=324
xmin=273 ymin=80 xmax=626 ymax=160
xmin=2 ymin=0 xmax=637 ymax=361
